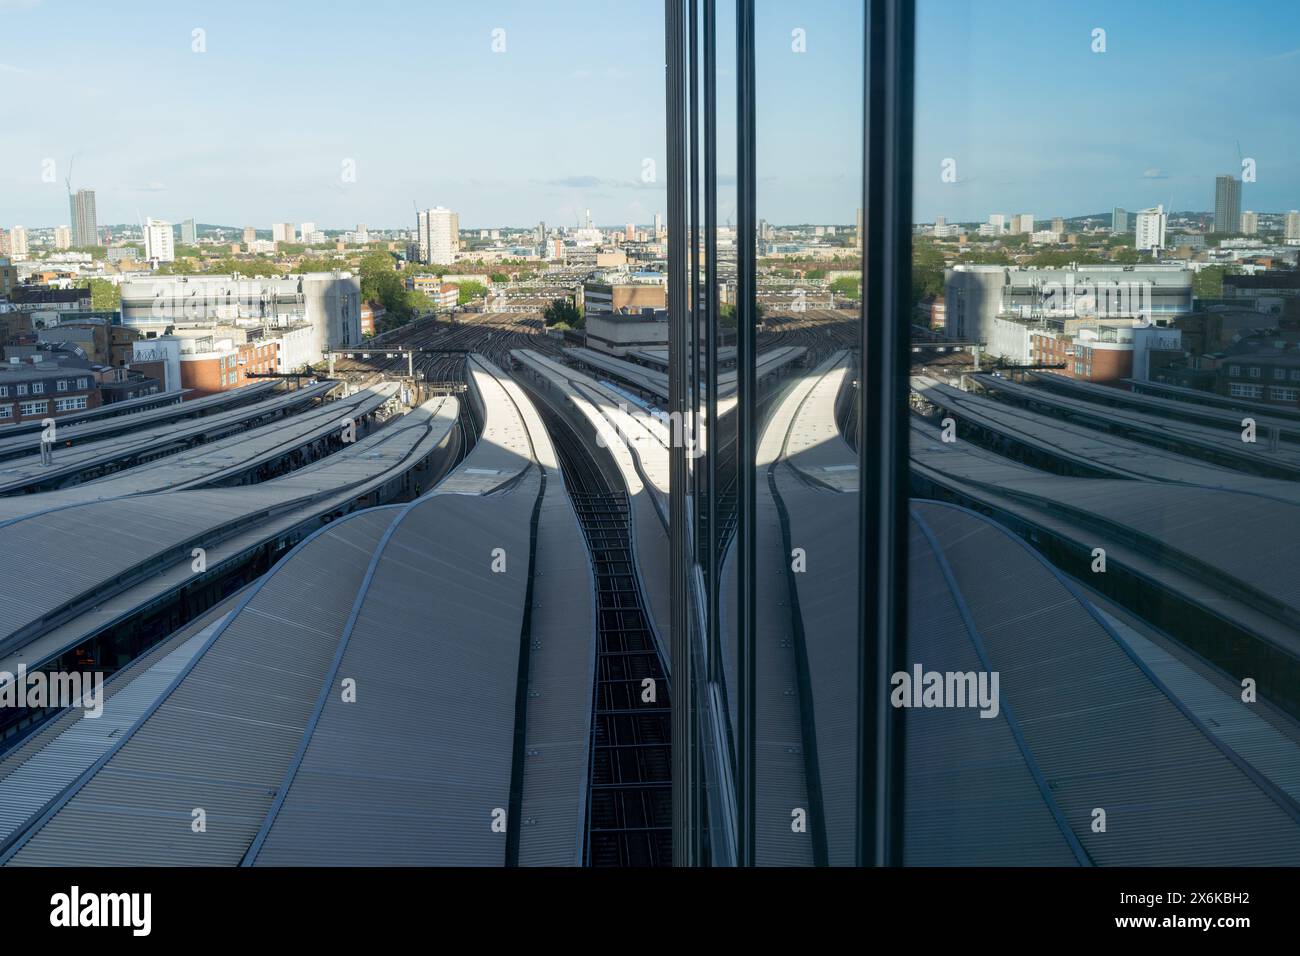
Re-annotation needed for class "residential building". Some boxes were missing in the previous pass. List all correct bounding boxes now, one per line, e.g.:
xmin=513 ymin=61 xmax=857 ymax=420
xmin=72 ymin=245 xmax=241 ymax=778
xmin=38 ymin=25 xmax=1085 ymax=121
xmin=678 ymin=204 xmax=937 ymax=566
xmin=181 ymin=219 xmax=197 ymax=245
xmin=1241 ymin=210 xmax=1259 ymax=235
xmin=1134 ymin=205 xmax=1167 ymax=251
xmin=417 ymin=207 xmax=459 ymax=265
xmin=69 ymin=188 xmax=98 ymax=247
xmin=1111 ymin=207 xmax=1128 ymax=234
xmin=272 ymin=222 xmax=296 ymax=243
xmin=8 ymin=226 xmax=28 ymax=259
xmin=0 ymin=353 xmax=102 ymax=424
xmin=0 ymin=257 xmax=16 ymax=299
xmin=143 ymin=218 xmax=176 ymax=263
xmin=53 ymin=225 xmax=71 ymax=250
xmin=1214 ymin=175 xmax=1242 ymax=234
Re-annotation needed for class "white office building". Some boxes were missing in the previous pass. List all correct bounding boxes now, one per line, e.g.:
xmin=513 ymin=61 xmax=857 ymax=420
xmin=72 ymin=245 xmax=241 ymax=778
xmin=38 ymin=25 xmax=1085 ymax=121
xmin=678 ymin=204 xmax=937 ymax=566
xmin=8 ymin=226 xmax=28 ymax=259
xmin=1134 ymin=205 xmax=1167 ymax=251
xmin=120 ymin=272 xmax=361 ymax=366
xmin=417 ymin=207 xmax=459 ymax=265
xmin=143 ymin=218 xmax=176 ymax=263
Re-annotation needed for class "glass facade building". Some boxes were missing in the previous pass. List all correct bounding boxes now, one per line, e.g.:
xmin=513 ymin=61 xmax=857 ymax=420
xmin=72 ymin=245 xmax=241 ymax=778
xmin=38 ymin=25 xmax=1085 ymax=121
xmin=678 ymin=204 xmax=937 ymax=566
xmin=664 ymin=0 xmax=1300 ymax=867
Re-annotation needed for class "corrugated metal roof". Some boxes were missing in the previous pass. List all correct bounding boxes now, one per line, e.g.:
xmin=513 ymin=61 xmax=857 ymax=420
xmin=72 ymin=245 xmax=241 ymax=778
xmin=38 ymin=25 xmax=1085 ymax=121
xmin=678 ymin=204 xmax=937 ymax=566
xmin=4 ymin=507 xmax=402 ymax=866
xmin=915 ymin=499 xmax=1300 ymax=865
xmin=978 ymin=374 xmax=1300 ymax=476
xmin=249 ymin=483 xmax=539 ymax=866
xmin=0 ymin=354 xmax=597 ymax=867
xmin=0 ymin=396 xmax=459 ymax=668
xmin=562 ymin=345 xmax=805 ymax=401
xmin=906 ymin=510 xmax=1083 ymax=866
xmin=914 ymin=376 xmax=1300 ymax=502
xmin=0 ymin=382 xmax=333 ymax=492
xmin=0 ymin=384 xmax=398 ymax=517
xmin=0 ymin=382 xmax=278 ymax=461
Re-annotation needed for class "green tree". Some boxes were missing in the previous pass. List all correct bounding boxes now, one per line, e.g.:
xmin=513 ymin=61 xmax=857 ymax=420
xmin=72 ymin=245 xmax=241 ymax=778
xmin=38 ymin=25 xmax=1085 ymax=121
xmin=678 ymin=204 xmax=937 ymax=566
xmin=1193 ymin=265 xmax=1236 ymax=299
xmin=76 ymin=277 xmax=120 ymax=311
xmin=829 ymin=275 xmax=861 ymax=299
xmin=457 ymin=281 xmax=487 ymax=305
xmin=157 ymin=258 xmax=199 ymax=275
xmin=359 ymin=251 xmax=414 ymax=320
xmin=542 ymin=298 xmax=583 ymax=329
xmin=912 ymin=241 xmax=946 ymax=306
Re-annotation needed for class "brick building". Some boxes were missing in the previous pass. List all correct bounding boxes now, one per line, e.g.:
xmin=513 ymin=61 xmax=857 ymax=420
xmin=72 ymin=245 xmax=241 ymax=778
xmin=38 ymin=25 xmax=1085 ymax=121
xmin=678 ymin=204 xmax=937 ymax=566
xmin=0 ymin=355 xmax=102 ymax=424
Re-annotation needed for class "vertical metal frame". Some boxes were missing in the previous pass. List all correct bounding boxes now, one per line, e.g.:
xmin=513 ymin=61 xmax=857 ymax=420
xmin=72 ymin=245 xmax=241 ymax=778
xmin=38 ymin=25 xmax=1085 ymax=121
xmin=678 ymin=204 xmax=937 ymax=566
xmin=703 ymin=0 xmax=720 ymax=693
xmin=857 ymin=0 xmax=915 ymax=867
xmin=735 ymin=0 xmax=758 ymax=867
xmin=665 ymin=0 xmax=694 ymax=867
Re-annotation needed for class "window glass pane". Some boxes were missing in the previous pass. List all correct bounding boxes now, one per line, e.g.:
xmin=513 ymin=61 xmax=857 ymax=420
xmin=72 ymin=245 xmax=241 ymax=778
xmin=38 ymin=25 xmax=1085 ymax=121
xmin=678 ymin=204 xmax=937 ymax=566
xmin=910 ymin=0 xmax=1300 ymax=865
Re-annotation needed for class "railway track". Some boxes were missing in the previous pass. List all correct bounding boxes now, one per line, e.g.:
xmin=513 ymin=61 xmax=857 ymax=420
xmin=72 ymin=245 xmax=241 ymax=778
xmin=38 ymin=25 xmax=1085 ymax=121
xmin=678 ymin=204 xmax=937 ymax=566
xmin=530 ymin=392 xmax=672 ymax=867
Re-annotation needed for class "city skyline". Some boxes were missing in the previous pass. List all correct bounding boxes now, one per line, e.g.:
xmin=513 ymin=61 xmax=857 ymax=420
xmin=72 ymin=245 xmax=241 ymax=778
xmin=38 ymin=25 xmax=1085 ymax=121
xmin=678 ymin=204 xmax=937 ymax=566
xmin=3 ymin=1 xmax=1299 ymax=229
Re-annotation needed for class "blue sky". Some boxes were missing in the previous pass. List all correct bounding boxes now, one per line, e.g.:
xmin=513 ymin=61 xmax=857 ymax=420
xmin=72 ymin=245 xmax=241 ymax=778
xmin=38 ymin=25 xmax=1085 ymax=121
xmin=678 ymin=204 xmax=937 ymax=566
xmin=915 ymin=0 xmax=1300 ymax=222
xmin=0 ymin=0 xmax=1296 ymax=230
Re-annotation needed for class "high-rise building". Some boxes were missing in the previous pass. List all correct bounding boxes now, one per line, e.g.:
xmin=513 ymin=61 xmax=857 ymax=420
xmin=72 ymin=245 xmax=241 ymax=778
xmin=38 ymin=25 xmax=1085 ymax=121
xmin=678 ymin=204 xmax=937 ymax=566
xmin=987 ymin=213 xmax=1006 ymax=234
xmin=856 ymin=207 xmax=863 ymax=249
xmin=243 ymin=226 xmax=257 ymax=246
xmin=1014 ymin=214 xmax=1034 ymax=234
xmin=143 ymin=218 xmax=176 ymax=263
xmin=356 ymin=223 xmax=369 ymax=244
xmin=53 ymin=225 xmax=71 ymax=250
xmin=1214 ymin=175 xmax=1241 ymax=234
xmin=1051 ymin=217 xmax=1065 ymax=234
xmin=8 ymin=226 xmax=29 ymax=258
xmin=1111 ymin=207 xmax=1127 ymax=234
xmin=181 ymin=219 xmax=197 ymax=245
xmin=654 ymin=212 xmax=663 ymax=239
xmin=69 ymin=188 xmax=98 ymax=247
xmin=1134 ymin=205 xmax=1167 ymax=251
xmin=1286 ymin=210 xmax=1300 ymax=241
xmin=272 ymin=223 xmax=296 ymax=243
xmin=416 ymin=207 xmax=459 ymax=265
xmin=1240 ymin=210 xmax=1258 ymax=236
